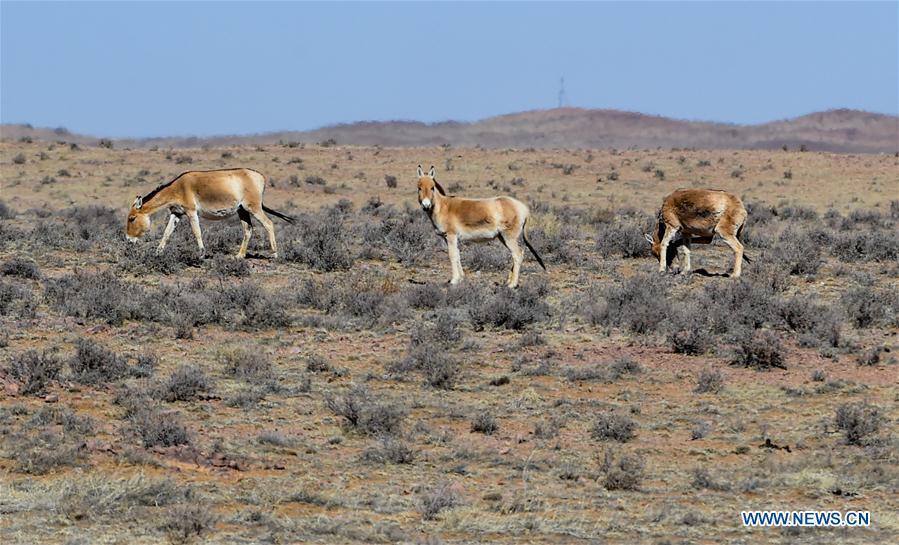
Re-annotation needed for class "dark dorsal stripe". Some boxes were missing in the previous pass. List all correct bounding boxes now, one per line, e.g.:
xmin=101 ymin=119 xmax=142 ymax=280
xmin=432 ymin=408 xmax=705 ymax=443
xmin=142 ymin=172 xmax=187 ymax=204
xmin=434 ymin=180 xmax=447 ymax=196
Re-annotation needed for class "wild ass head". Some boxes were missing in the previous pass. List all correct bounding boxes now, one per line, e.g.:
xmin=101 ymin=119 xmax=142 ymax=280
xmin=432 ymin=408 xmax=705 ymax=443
xmin=416 ymin=164 xmax=445 ymax=211
xmin=125 ymin=195 xmax=152 ymax=241
xmin=644 ymin=216 xmax=679 ymax=268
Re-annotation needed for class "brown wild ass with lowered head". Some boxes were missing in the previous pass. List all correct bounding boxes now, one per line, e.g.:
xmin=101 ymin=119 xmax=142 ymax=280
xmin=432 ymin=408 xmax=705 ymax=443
xmin=416 ymin=165 xmax=546 ymax=288
xmin=126 ymin=168 xmax=295 ymax=258
xmin=645 ymin=188 xmax=751 ymax=277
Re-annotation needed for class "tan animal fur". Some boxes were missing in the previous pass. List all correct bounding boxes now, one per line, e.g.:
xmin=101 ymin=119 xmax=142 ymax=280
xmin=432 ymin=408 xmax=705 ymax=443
xmin=645 ymin=188 xmax=750 ymax=277
xmin=416 ymin=165 xmax=545 ymax=288
xmin=126 ymin=168 xmax=294 ymax=258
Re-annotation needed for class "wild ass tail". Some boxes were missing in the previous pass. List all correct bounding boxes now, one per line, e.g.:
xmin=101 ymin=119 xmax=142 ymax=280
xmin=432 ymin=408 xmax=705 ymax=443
xmin=522 ymin=217 xmax=547 ymax=271
xmin=262 ymin=204 xmax=296 ymax=224
xmin=737 ymin=223 xmax=752 ymax=264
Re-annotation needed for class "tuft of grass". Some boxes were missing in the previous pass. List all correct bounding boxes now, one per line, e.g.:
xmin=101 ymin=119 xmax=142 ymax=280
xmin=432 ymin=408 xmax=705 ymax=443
xmin=834 ymin=402 xmax=882 ymax=446
xmin=470 ymin=412 xmax=498 ymax=435
xmin=6 ymin=349 xmax=62 ymax=395
xmin=130 ymin=407 xmax=191 ymax=448
xmin=325 ymin=385 xmax=405 ymax=436
xmin=1 ymin=257 xmax=41 ymax=279
xmin=157 ymin=364 xmax=212 ymax=402
xmin=416 ymin=483 xmax=461 ymax=520
xmin=695 ymin=369 xmax=724 ymax=394
xmin=600 ymin=450 xmax=645 ymax=490
xmin=591 ymin=412 xmax=637 ymax=442
xmin=69 ymin=339 xmax=129 ymax=385
xmin=731 ymin=330 xmax=786 ymax=370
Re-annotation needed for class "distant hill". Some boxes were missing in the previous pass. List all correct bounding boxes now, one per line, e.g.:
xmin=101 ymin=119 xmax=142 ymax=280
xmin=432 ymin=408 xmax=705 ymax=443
xmin=3 ymin=108 xmax=897 ymax=152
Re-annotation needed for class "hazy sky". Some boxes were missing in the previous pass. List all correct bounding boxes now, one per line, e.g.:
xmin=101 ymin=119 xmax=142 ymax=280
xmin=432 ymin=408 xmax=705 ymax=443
xmin=1 ymin=1 xmax=896 ymax=137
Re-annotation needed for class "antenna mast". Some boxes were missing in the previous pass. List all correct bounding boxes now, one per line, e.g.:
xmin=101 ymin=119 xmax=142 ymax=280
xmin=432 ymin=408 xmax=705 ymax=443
xmin=557 ymin=76 xmax=567 ymax=108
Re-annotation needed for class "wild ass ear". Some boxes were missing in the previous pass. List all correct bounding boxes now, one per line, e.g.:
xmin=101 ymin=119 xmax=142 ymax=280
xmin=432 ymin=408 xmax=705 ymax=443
xmin=417 ymin=165 xmax=424 ymax=177
xmin=644 ymin=233 xmax=653 ymax=245
xmin=428 ymin=165 xmax=436 ymax=178
xmin=133 ymin=195 xmax=143 ymax=209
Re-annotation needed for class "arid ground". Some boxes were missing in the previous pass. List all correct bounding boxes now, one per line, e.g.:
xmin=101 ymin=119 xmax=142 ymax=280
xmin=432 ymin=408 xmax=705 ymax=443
xmin=1 ymin=139 xmax=897 ymax=544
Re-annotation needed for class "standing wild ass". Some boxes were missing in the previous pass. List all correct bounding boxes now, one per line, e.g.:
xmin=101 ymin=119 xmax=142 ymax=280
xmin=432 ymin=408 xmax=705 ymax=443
xmin=416 ymin=165 xmax=546 ymax=288
xmin=645 ymin=188 xmax=751 ymax=277
xmin=126 ymin=168 xmax=294 ymax=258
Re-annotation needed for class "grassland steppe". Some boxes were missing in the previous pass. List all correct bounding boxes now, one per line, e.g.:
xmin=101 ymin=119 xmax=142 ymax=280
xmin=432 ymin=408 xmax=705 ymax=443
xmin=0 ymin=136 xmax=897 ymax=544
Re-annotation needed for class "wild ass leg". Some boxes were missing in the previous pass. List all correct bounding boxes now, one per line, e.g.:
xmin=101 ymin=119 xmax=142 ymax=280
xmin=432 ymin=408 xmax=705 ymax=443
xmin=500 ymin=232 xmax=525 ymax=288
xmin=446 ymin=233 xmax=464 ymax=285
xmin=187 ymin=211 xmax=205 ymax=254
xmin=679 ymin=236 xmax=692 ymax=275
xmin=157 ymin=214 xmax=180 ymax=255
xmin=717 ymin=229 xmax=744 ymax=278
xmin=236 ymin=207 xmax=253 ymax=258
xmin=658 ymin=225 xmax=678 ymax=274
xmin=249 ymin=206 xmax=278 ymax=258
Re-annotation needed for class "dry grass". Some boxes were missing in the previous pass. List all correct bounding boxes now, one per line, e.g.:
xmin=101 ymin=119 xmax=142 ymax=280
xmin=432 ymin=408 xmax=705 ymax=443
xmin=0 ymin=141 xmax=897 ymax=544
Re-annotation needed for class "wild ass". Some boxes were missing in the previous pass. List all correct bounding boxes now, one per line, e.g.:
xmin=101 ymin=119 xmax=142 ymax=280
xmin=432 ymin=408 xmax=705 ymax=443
xmin=645 ymin=188 xmax=751 ymax=277
xmin=126 ymin=168 xmax=294 ymax=258
xmin=416 ymin=165 xmax=545 ymax=288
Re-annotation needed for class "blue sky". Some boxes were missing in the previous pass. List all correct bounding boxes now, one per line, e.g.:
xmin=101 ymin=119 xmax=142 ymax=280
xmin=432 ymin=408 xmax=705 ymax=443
xmin=1 ymin=1 xmax=896 ymax=137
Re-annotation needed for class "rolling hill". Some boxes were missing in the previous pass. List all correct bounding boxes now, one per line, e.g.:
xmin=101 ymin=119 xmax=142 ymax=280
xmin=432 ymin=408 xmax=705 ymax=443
xmin=2 ymin=108 xmax=896 ymax=152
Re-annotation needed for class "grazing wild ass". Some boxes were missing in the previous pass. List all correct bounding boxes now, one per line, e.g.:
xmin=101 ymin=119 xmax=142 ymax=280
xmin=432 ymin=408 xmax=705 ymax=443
xmin=416 ymin=165 xmax=545 ymax=288
xmin=126 ymin=168 xmax=295 ymax=258
xmin=645 ymin=188 xmax=751 ymax=277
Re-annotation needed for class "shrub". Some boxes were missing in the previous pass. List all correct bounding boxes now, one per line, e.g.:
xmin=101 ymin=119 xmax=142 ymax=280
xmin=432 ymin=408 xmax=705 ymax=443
xmin=12 ymin=153 xmax=26 ymax=164
xmin=585 ymin=273 xmax=670 ymax=334
xmin=213 ymin=281 xmax=291 ymax=329
xmin=667 ymin=306 xmax=710 ymax=355
xmin=595 ymin=218 xmax=654 ymax=258
xmin=470 ymin=413 xmax=498 ymax=435
xmin=834 ymin=402 xmax=882 ymax=446
xmin=385 ymin=175 xmax=398 ymax=188
xmin=591 ymin=413 xmax=637 ymax=442
xmin=130 ymin=408 xmax=191 ymax=447
xmin=0 ymin=200 xmax=14 ymax=219
xmin=1 ymin=257 xmax=41 ymax=279
xmin=325 ymin=385 xmax=405 ymax=435
xmin=731 ymin=330 xmax=786 ymax=370
xmin=695 ymin=369 xmax=724 ymax=394
xmin=832 ymin=231 xmax=899 ymax=263
xmin=13 ymin=432 xmax=85 ymax=474
xmin=699 ymin=276 xmax=781 ymax=336
xmin=131 ymin=354 xmax=159 ymax=378
xmin=416 ymin=483 xmax=460 ymax=520
xmin=157 ymin=364 xmax=212 ymax=402
xmin=281 ymin=209 xmax=354 ymax=271
xmin=768 ymin=228 xmax=822 ymax=275
xmin=841 ymin=285 xmax=895 ymax=328
xmin=362 ymin=435 xmax=416 ymax=464
xmin=463 ymin=242 xmax=508 ymax=272
xmin=0 ymin=281 xmax=36 ymax=317
xmin=161 ymin=503 xmax=217 ymax=543
xmin=469 ymin=282 xmax=550 ymax=330
xmin=393 ymin=347 xmax=460 ymax=389
xmin=305 ymin=354 xmax=332 ymax=373
xmin=211 ymin=254 xmax=250 ymax=277
xmin=362 ymin=208 xmax=435 ymax=265
xmin=221 ymin=349 xmax=273 ymax=383
xmin=45 ymin=270 xmax=147 ymax=326
xmin=69 ymin=339 xmax=129 ymax=384
xmin=98 ymin=138 xmax=114 ymax=149
xmin=600 ymin=450 xmax=644 ymax=490
xmin=6 ymin=350 xmax=62 ymax=395
xmin=691 ymin=467 xmax=730 ymax=491
xmin=534 ymin=417 xmax=564 ymax=439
